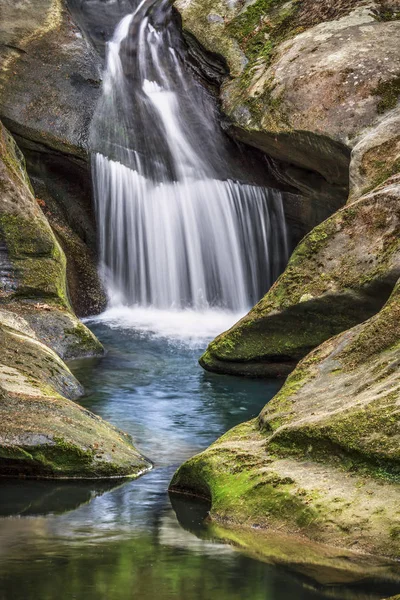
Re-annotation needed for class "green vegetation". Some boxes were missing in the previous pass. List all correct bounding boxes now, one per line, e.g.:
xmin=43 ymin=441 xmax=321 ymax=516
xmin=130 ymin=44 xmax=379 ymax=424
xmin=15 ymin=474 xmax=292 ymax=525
xmin=373 ymin=75 xmax=400 ymax=113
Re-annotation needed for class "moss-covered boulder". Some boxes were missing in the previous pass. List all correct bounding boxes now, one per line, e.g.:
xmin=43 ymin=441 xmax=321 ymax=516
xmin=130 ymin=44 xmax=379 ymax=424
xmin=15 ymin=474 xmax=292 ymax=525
xmin=201 ymin=175 xmax=400 ymax=377
xmin=0 ymin=309 xmax=151 ymax=478
xmin=171 ymin=280 xmax=400 ymax=557
xmin=0 ymin=120 xmax=102 ymax=358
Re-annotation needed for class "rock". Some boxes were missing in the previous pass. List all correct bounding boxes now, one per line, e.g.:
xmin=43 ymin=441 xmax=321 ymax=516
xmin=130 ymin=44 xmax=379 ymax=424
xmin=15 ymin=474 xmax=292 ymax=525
xmin=350 ymin=105 xmax=400 ymax=200
xmin=0 ymin=0 xmax=106 ymax=316
xmin=200 ymin=175 xmax=400 ymax=377
xmin=0 ymin=309 xmax=151 ymax=479
xmin=0 ymin=0 xmax=101 ymax=158
xmin=171 ymin=279 xmax=400 ymax=557
xmin=0 ymin=120 xmax=102 ymax=358
xmin=175 ymin=0 xmax=400 ymax=234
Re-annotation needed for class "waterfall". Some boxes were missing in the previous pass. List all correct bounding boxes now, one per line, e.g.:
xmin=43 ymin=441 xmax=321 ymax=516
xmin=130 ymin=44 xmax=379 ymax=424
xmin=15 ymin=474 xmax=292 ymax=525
xmin=91 ymin=0 xmax=288 ymax=313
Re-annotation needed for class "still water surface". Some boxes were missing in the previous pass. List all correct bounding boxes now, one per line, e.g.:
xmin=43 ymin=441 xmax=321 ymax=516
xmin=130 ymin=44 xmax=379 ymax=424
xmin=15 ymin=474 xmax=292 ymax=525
xmin=0 ymin=310 xmax=397 ymax=600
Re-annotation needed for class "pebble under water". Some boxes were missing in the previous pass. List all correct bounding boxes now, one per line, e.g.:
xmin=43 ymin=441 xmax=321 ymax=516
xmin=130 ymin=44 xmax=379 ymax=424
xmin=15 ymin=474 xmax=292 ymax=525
xmin=0 ymin=311 xmax=398 ymax=600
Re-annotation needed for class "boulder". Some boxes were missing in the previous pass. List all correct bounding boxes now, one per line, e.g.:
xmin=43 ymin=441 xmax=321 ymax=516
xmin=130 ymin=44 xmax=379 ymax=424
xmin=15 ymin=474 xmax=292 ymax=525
xmin=200 ymin=175 xmax=400 ymax=377
xmin=171 ymin=279 xmax=400 ymax=557
xmin=0 ymin=309 xmax=151 ymax=478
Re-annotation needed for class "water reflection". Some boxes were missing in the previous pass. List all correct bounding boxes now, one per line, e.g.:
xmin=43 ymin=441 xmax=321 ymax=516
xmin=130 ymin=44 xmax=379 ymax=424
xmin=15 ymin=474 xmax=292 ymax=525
xmin=0 ymin=321 xmax=398 ymax=600
xmin=0 ymin=480 xmax=123 ymax=518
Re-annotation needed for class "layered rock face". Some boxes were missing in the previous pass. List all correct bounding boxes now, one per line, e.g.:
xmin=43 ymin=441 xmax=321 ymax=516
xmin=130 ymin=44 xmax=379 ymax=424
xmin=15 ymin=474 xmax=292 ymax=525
xmin=0 ymin=121 xmax=150 ymax=478
xmin=171 ymin=279 xmax=400 ymax=557
xmin=0 ymin=0 xmax=105 ymax=316
xmin=171 ymin=0 xmax=400 ymax=558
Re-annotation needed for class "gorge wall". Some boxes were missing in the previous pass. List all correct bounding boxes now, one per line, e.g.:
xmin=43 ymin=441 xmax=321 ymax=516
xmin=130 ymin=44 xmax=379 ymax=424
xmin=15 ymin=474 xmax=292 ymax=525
xmin=170 ymin=0 xmax=400 ymax=559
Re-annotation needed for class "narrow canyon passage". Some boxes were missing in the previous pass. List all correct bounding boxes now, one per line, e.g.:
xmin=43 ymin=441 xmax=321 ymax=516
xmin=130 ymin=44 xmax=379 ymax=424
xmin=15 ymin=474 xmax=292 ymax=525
xmin=0 ymin=319 xmax=396 ymax=600
xmin=0 ymin=1 xmax=398 ymax=599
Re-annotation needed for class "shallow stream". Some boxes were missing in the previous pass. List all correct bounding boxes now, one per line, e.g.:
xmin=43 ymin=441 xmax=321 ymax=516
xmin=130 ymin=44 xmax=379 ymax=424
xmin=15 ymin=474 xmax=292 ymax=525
xmin=0 ymin=311 xmax=398 ymax=600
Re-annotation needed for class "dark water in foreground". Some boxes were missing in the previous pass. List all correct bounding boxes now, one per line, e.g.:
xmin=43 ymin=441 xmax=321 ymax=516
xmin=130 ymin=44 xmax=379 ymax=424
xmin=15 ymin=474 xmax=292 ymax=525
xmin=0 ymin=312 xmax=398 ymax=600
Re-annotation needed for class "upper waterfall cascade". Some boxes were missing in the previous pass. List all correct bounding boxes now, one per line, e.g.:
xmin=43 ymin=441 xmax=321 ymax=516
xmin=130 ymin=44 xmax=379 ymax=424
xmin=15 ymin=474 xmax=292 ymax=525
xmin=91 ymin=0 xmax=288 ymax=311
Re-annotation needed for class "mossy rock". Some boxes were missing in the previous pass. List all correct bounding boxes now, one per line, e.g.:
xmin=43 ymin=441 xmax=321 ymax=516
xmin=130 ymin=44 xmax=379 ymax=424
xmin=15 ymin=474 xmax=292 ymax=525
xmin=0 ymin=309 xmax=151 ymax=479
xmin=172 ymin=279 xmax=400 ymax=558
xmin=0 ymin=121 xmax=103 ymax=358
xmin=0 ymin=121 xmax=69 ymax=307
xmin=200 ymin=175 xmax=400 ymax=377
xmin=176 ymin=0 xmax=400 ymax=197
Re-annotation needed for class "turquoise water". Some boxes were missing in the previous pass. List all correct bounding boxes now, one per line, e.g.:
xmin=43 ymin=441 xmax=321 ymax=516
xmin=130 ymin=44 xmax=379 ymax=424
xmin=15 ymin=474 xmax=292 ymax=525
xmin=0 ymin=314 xmax=398 ymax=600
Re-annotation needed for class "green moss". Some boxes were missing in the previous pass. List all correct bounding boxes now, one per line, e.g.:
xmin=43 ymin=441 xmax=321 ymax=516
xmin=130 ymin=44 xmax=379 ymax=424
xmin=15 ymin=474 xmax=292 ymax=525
xmin=0 ymin=437 xmax=142 ymax=479
xmin=64 ymin=321 xmax=103 ymax=354
xmin=227 ymin=0 xmax=301 ymax=64
xmin=171 ymin=427 xmax=319 ymax=530
xmin=0 ymin=125 xmax=34 ymax=195
xmin=0 ymin=213 xmax=70 ymax=308
xmin=373 ymin=75 xmax=400 ymax=114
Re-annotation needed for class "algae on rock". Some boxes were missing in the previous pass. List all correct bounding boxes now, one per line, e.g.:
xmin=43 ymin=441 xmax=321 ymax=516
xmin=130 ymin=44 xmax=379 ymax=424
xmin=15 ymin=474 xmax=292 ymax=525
xmin=0 ymin=120 xmax=102 ymax=359
xmin=171 ymin=278 xmax=400 ymax=557
xmin=201 ymin=175 xmax=400 ymax=377
xmin=0 ymin=309 xmax=152 ymax=479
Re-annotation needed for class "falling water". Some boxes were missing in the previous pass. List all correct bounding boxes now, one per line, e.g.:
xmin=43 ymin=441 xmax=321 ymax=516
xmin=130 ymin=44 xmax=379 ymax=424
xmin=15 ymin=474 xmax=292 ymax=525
xmin=91 ymin=0 xmax=288 ymax=312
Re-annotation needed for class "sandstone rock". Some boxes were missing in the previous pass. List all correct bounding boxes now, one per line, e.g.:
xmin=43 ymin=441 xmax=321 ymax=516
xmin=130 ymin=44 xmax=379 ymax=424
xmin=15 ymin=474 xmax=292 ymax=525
xmin=0 ymin=0 xmax=106 ymax=316
xmin=0 ymin=309 xmax=151 ymax=479
xmin=200 ymin=175 xmax=400 ymax=377
xmin=176 ymin=0 xmax=400 ymax=178
xmin=176 ymin=0 xmax=400 ymax=235
xmin=171 ymin=279 xmax=400 ymax=557
xmin=0 ymin=0 xmax=101 ymax=158
xmin=0 ymin=120 xmax=102 ymax=358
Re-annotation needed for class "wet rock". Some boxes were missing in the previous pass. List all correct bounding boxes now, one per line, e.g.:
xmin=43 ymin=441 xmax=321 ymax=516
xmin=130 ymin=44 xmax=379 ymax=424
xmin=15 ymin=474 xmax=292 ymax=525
xmin=0 ymin=309 xmax=152 ymax=479
xmin=171 ymin=280 xmax=400 ymax=557
xmin=200 ymin=175 xmax=400 ymax=377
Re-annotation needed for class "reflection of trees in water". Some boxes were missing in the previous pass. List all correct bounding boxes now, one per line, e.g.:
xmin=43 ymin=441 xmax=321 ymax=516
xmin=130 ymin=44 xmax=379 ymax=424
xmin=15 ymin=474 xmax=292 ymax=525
xmin=0 ymin=523 xmax=340 ymax=600
xmin=0 ymin=479 xmax=122 ymax=517
xmin=1 ymin=517 xmax=390 ymax=600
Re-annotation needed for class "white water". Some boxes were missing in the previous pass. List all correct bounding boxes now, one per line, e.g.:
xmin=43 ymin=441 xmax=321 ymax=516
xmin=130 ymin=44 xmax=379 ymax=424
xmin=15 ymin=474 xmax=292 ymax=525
xmin=86 ymin=306 xmax=246 ymax=348
xmin=91 ymin=0 xmax=288 ymax=321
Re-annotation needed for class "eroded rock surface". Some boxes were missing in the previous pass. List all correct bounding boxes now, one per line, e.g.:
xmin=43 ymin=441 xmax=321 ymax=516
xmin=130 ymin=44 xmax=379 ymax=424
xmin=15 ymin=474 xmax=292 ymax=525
xmin=0 ymin=309 xmax=151 ymax=478
xmin=171 ymin=280 xmax=400 ymax=557
xmin=0 ymin=0 xmax=106 ymax=316
xmin=0 ymin=121 xmax=102 ymax=358
xmin=201 ymin=175 xmax=400 ymax=377
xmin=175 ymin=0 xmax=399 ymax=187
